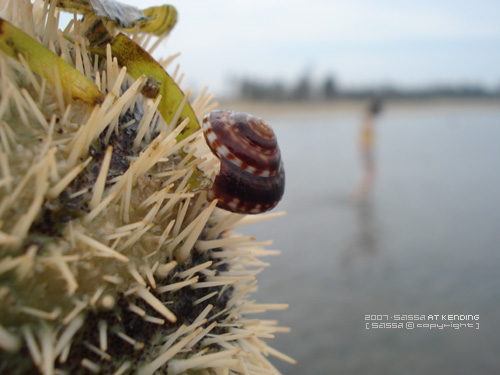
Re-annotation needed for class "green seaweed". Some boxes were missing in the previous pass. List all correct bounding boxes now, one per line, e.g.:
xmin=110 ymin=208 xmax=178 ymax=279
xmin=56 ymin=0 xmax=177 ymax=35
xmin=108 ymin=33 xmax=201 ymax=142
xmin=91 ymin=33 xmax=211 ymax=191
xmin=0 ymin=18 xmax=103 ymax=104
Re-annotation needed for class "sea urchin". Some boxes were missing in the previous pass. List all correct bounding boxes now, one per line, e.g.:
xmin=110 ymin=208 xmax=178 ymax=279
xmin=0 ymin=1 xmax=294 ymax=374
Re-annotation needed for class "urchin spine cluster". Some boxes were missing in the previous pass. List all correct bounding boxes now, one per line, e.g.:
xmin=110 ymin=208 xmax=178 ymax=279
xmin=0 ymin=0 xmax=293 ymax=374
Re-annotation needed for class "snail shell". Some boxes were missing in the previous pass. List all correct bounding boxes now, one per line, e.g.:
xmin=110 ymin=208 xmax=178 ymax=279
xmin=202 ymin=110 xmax=285 ymax=214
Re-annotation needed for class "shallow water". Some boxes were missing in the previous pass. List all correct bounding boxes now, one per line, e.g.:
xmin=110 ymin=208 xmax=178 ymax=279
xmin=238 ymin=100 xmax=500 ymax=375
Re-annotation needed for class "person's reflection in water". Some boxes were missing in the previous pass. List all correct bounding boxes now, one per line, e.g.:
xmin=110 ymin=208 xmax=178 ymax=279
xmin=342 ymin=199 xmax=380 ymax=264
xmin=356 ymin=199 xmax=378 ymax=254
xmin=352 ymin=97 xmax=383 ymax=201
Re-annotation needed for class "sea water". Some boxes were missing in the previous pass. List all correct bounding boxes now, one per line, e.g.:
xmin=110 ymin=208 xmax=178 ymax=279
xmin=239 ymin=100 xmax=500 ymax=375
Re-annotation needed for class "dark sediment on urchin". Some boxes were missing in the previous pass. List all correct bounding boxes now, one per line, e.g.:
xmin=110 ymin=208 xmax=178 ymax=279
xmin=0 ymin=249 xmax=234 ymax=375
xmin=28 ymin=85 xmax=152 ymax=241
xmin=52 ymin=250 xmax=233 ymax=375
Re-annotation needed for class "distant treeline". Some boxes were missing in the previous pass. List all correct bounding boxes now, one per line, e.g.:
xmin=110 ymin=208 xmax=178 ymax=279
xmin=237 ymin=75 xmax=500 ymax=101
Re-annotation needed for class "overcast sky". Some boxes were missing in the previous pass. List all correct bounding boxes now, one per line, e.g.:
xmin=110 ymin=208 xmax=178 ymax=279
xmin=116 ymin=0 xmax=500 ymax=96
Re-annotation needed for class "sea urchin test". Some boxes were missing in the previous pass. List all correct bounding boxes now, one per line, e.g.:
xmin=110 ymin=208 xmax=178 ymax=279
xmin=0 ymin=0 xmax=293 ymax=374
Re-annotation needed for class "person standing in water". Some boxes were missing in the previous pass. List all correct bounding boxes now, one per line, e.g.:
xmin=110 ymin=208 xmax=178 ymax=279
xmin=353 ymin=97 xmax=383 ymax=201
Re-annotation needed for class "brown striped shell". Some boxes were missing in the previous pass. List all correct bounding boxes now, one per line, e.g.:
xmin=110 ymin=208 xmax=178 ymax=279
xmin=202 ymin=110 xmax=285 ymax=214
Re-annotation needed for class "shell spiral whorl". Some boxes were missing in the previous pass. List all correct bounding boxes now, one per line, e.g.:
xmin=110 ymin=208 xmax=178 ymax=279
xmin=202 ymin=110 xmax=285 ymax=214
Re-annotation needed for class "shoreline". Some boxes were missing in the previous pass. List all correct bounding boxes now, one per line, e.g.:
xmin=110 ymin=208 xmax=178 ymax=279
xmin=218 ymin=97 xmax=500 ymax=116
